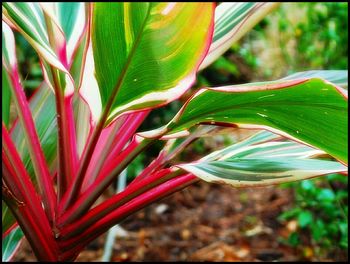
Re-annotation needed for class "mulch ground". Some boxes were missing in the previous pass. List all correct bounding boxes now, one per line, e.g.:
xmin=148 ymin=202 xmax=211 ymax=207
xmin=13 ymin=181 xmax=348 ymax=262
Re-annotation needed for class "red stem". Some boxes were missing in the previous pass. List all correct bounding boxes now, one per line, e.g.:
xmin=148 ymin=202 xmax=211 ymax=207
xmin=58 ymin=173 xmax=197 ymax=252
xmin=58 ymin=168 xmax=179 ymax=232
xmin=81 ymin=115 xmax=127 ymax=190
xmin=129 ymin=150 xmax=166 ymax=186
xmin=8 ymin=69 xmax=56 ymax=222
xmin=60 ymin=103 xmax=107 ymax=211
xmin=104 ymin=110 xmax=150 ymax=163
xmin=52 ymin=69 xmax=79 ymax=201
xmin=81 ymin=110 xmax=149 ymax=191
xmin=2 ymin=124 xmax=58 ymax=260
xmin=58 ymin=136 xmax=153 ymax=222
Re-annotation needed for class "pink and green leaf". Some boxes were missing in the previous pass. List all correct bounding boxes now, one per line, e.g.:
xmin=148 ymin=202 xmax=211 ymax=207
xmin=144 ymin=78 xmax=347 ymax=164
xmin=2 ymin=83 xmax=57 ymax=244
xmin=91 ymin=3 xmax=215 ymax=125
xmin=10 ymin=84 xmax=58 ymax=177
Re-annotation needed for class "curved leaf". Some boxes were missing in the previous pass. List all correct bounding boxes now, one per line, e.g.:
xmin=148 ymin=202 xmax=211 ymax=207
xmin=176 ymin=131 xmax=347 ymax=187
xmin=2 ymin=2 xmax=67 ymax=72
xmin=92 ymin=2 xmax=214 ymax=125
xmin=199 ymin=2 xmax=280 ymax=70
xmin=178 ymin=158 xmax=347 ymax=188
xmin=142 ymin=78 xmax=348 ymax=164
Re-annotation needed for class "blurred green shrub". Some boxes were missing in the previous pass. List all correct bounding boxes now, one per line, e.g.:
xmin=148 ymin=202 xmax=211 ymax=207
xmin=278 ymin=174 xmax=348 ymax=257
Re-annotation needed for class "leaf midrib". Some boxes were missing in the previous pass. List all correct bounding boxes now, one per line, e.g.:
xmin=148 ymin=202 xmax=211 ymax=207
xmin=100 ymin=4 xmax=152 ymax=125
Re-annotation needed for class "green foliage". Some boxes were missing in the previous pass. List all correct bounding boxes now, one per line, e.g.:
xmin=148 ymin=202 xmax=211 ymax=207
xmin=294 ymin=2 xmax=348 ymax=70
xmin=279 ymin=174 xmax=348 ymax=254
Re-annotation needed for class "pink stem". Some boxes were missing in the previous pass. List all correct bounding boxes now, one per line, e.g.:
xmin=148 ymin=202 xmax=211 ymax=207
xmin=58 ymin=168 xmax=178 ymax=231
xmin=81 ymin=115 xmax=127 ymax=190
xmin=81 ymin=110 xmax=150 ymax=191
xmin=8 ymin=69 xmax=56 ymax=222
xmin=58 ymin=136 xmax=152 ymax=222
xmin=52 ymin=68 xmax=78 ymax=201
xmin=105 ymin=110 xmax=150 ymax=162
xmin=2 ymin=124 xmax=58 ymax=260
xmin=58 ymin=173 xmax=197 ymax=251
xmin=129 ymin=150 xmax=166 ymax=185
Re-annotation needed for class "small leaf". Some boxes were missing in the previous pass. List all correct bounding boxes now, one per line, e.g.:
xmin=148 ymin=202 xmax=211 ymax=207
xmin=316 ymin=189 xmax=335 ymax=201
xmin=298 ymin=211 xmax=313 ymax=228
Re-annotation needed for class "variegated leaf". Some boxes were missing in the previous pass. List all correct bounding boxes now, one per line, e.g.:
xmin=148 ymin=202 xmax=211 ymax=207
xmin=199 ymin=2 xmax=280 ymax=70
xmin=176 ymin=131 xmax=347 ymax=187
xmin=141 ymin=77 xmax=348 ymax=164
xmin=2 ymin=227 xmax=23 ymax=262
xmin=91 ymin=3 xmax=214 ymax=125
xmin=40 ymin=2 xmax=87 ymax=64
xmin=2 ymin=3 xmax=89 ymax=95
xmin=2 ymin=2 xmax=67 ymax=72
xmin=178 ymin=158 xmax=347 ymax=188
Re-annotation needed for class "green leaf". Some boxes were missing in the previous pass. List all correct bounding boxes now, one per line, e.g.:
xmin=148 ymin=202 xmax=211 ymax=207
xmin=175 ymin=131 xmax=347 ymax=187
xmin=2 ymin=201 xmax=16 ymax=236
xmin=2 ymin=68 xmax=12 ymax=127
xmin=149 ymin=78 xmax=347 ymax=164
xmin=91 ymin=3 xmax=214 ymax=125
xmin=316 ymin=189 xmax=335 ymax=201
xmin=200 ymin=2 xmax=280 ymax=70
xmin=2 ymin=3 xmax=67 ymax=72
xmin=2 ymin=227 xmax=23 ymax=261
xmin=298 ymin=211 xmax=313 ymax=228
xmin=311 ymin=219 xmax=325 ymax=242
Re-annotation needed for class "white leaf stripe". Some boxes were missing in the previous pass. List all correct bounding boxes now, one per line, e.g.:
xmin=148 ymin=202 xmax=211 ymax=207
xmin=218 ymin=142 xmax=324 ymax=160
xmin=201 ymin=130 xmax=279 ymax=161
xmin=2 ymin=22 xmax=17 ymax=70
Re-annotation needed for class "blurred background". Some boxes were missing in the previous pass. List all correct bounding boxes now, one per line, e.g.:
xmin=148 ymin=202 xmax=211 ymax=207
xmin=13 ymin=2 xmax=348 ymax=262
